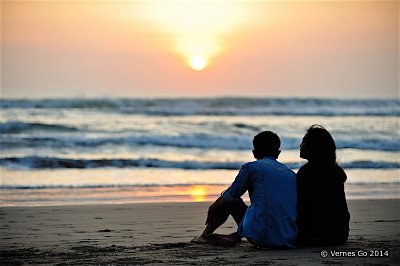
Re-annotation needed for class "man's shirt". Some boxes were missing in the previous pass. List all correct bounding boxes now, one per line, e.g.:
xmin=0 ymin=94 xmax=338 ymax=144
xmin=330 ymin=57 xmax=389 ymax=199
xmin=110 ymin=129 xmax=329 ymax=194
xmin=222 ymin=157 xmax=297 ymax=248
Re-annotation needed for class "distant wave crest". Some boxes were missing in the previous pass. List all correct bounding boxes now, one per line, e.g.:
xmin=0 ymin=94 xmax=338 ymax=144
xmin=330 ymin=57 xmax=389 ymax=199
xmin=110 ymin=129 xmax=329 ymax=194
xmin=1 ymin=133 xmax=399 ymax=152
xmin=0 ymin=156 xmax=398 ymax=170
xmin=0 ymin=156 xmax=242 ymax=170
xmin=1 ymin=98 xmax=398 ymax=116
xmin=0 ymin=121 xmax=78 ymax=133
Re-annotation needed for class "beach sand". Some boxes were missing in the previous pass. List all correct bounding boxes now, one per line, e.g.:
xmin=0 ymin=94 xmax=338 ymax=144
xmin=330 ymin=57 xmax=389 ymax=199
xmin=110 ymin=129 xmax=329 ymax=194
xmin=1 ymin=199 xmax=399 ymax=265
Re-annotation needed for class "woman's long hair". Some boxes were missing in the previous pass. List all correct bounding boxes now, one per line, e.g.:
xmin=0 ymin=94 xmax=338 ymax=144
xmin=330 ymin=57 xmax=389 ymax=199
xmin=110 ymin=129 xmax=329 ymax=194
xmin=303 ymin=125 xmax=336 ymax=164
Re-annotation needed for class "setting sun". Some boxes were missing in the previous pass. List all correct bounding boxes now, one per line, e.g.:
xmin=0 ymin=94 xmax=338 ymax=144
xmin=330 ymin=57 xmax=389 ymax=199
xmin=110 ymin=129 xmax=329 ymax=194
xmin=189 ymin=56 xmax=207 ymax=71
xmin=133 ymin=1 xmax=254 ymax=71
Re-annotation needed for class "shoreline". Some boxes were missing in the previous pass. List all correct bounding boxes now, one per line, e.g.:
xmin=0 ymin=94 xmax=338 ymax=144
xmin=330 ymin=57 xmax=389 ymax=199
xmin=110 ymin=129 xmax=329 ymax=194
xmin=1 ymin=180 xmax=399 ymax=207
xmin=1 ymin=199 xmax=399 ymax=265
xmin=1 ymin=197 xmax=400 ymax=209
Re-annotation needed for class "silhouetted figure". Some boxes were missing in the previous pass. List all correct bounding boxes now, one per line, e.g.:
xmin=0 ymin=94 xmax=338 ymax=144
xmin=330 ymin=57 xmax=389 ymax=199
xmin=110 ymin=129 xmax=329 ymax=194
xmin=192 ymin=131 xmax=297 ymax=248
xmin=296 ymin=125 xmax=350 ymax=246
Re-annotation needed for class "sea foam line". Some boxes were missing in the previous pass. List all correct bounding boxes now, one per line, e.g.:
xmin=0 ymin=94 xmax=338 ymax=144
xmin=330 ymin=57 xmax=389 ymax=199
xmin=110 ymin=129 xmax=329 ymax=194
xmin=0 ymin=156 xmax=398 ymax=170
xmin=1 ymin=134 xmax=399 ymax=151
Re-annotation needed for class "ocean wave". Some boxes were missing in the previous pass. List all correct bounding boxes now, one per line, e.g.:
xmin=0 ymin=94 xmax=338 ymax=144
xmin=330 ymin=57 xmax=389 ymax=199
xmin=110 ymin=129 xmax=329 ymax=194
xmin=0 ymin=156 xmax=398 ymax=170
xmin=1 ymin=133 xmax=399 ymax=152
xmin=340 ymin=161 xmax=400 ymax=169
xmin=0 ymin=121 xmax=78 ymax=134
xmin=1 ymin=98 xmax=398 ymax=116
xmin=0 ymin=156 xmax=243 ymax=170
xmin=0 ymin=134 xmax=253 ymax=150
xmin=335 ymin=139 xmax=400 ymax=152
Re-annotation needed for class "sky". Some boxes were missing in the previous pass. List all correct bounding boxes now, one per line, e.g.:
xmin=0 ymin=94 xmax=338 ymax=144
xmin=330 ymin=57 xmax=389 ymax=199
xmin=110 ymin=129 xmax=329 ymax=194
xmin=1 ymin=0 xmax=399 ymax=99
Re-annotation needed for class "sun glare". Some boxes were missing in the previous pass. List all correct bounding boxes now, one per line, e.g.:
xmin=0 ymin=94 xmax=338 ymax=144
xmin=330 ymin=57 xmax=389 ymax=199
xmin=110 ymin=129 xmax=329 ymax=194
xmin=189 ymin=56 xmax=207 ymax=71
xmin=134 ymin=1 xmax=253 ymax=70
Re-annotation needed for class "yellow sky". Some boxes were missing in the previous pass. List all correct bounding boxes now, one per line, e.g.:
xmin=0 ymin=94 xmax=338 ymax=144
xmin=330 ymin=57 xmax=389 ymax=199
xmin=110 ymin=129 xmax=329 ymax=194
xmin=1 ymin=0 xmax=399 ymax=98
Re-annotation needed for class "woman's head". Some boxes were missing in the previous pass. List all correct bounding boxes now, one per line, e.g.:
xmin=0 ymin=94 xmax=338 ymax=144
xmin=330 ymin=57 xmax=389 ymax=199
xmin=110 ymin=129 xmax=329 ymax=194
xmin=300 ymin=125 xmax=336 ymax=163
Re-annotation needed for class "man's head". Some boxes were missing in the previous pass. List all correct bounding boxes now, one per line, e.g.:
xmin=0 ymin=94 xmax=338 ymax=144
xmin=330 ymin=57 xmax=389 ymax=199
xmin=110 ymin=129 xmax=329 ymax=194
xmin=252 ymin=131 xmax=281 ymax=159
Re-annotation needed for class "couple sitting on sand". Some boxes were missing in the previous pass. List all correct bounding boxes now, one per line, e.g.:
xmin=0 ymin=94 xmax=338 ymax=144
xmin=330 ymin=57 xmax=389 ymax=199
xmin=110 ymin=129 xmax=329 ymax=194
xmin=192 ymin=125 xmax=350 ymax=248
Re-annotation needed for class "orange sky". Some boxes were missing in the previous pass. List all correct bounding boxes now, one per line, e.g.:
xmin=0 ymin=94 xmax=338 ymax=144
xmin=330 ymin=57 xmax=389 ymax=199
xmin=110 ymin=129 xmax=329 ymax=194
xmin=1 ymin=0 xmax=399 ymax=98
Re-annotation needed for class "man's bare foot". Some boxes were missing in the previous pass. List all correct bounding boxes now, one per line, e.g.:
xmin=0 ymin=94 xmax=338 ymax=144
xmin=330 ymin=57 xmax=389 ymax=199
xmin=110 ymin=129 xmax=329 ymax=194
xmin=209 ymin=233 xmax=241 ymax=247
xmin=191 ymin=234 xmax=210 ymax=244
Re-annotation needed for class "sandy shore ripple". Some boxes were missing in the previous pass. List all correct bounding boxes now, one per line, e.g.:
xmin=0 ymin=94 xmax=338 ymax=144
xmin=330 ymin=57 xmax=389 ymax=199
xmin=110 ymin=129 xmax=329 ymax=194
xmin=1 ymin=199 xmax=399 ymax=265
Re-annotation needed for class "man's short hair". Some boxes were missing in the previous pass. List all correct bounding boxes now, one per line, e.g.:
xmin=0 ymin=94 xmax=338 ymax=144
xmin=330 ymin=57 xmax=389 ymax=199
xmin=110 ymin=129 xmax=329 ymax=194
xmin=253 ymin=131 xmax=281 ymax=157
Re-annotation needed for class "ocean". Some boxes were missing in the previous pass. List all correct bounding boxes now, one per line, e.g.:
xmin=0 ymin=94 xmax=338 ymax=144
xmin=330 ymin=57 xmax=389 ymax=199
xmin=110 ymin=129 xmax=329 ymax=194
xmin=0 ymin=98 xmax=399 ymax=206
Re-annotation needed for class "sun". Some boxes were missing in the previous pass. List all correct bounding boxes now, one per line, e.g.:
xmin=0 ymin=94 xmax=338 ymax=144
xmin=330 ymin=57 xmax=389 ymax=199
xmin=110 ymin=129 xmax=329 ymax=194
xmin=189 ymin=56 xmax=207 ymax=71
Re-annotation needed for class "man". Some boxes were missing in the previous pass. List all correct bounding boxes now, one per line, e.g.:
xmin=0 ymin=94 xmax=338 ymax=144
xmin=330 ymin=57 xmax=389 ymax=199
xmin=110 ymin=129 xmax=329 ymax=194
xmin=192 ymin=131 xmax=297 ymax=248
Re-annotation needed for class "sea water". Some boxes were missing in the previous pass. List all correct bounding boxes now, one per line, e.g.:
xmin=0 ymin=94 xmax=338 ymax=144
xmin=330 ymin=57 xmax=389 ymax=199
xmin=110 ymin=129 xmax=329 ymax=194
xmin=0 ymin=98 xmax=399 ymax=206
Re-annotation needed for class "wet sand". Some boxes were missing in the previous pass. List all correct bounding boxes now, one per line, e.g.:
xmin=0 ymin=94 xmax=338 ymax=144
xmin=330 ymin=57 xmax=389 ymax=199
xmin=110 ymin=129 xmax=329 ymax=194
xmin=1 ymin=199 xmax=399 ymax=265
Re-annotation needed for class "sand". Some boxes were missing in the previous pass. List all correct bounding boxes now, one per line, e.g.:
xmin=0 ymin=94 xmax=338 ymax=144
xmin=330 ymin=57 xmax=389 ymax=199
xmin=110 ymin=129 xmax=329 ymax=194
xmin=1 ymin=199 xmax=399 ymax=265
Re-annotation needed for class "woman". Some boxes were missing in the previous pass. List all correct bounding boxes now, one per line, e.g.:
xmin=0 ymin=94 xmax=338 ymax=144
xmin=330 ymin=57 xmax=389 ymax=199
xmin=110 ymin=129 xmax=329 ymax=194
xmin=296 ymin=125 xmax=350 ymax=246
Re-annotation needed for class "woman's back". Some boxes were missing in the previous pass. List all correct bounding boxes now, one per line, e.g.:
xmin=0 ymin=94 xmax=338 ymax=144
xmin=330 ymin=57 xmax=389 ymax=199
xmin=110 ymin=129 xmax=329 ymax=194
xmin=296 ymin=162 xmax=350 ymax=246
xmin=297 ymin=125 xmax=350 ymax=246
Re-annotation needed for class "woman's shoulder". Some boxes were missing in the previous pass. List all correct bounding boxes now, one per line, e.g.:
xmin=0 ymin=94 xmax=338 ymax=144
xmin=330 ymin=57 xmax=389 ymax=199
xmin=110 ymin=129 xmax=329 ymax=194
xmin=297 ymin=163 xmax=308 ymax=172
xmin=297 ymin=162 xmax=318 ymax=173
xmin=297 ymin=163 xmax=313 ymax=178
xmin=333 ymin=164 xmax=347 ymax=182
xmin=297 ymin=162 xmax=347 ymax=182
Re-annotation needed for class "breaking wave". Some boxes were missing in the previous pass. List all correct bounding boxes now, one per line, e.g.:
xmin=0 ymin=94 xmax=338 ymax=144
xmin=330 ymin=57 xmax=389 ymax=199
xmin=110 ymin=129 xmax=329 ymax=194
xmin=0 ymin=156 xmax=398 ymax=170
xmin=0 ymin=121 xmax=78 ymax=133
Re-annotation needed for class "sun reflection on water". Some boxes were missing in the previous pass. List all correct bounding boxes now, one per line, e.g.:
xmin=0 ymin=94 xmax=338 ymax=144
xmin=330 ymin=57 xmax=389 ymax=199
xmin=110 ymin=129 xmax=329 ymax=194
xmin=188 ymin=185 xmax=207 ymax=202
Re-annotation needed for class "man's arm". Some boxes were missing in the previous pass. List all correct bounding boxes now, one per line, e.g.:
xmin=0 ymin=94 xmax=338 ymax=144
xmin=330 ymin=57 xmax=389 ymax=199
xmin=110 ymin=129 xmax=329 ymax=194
xmin=221 ymin=163 xmax=252 ymax=202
